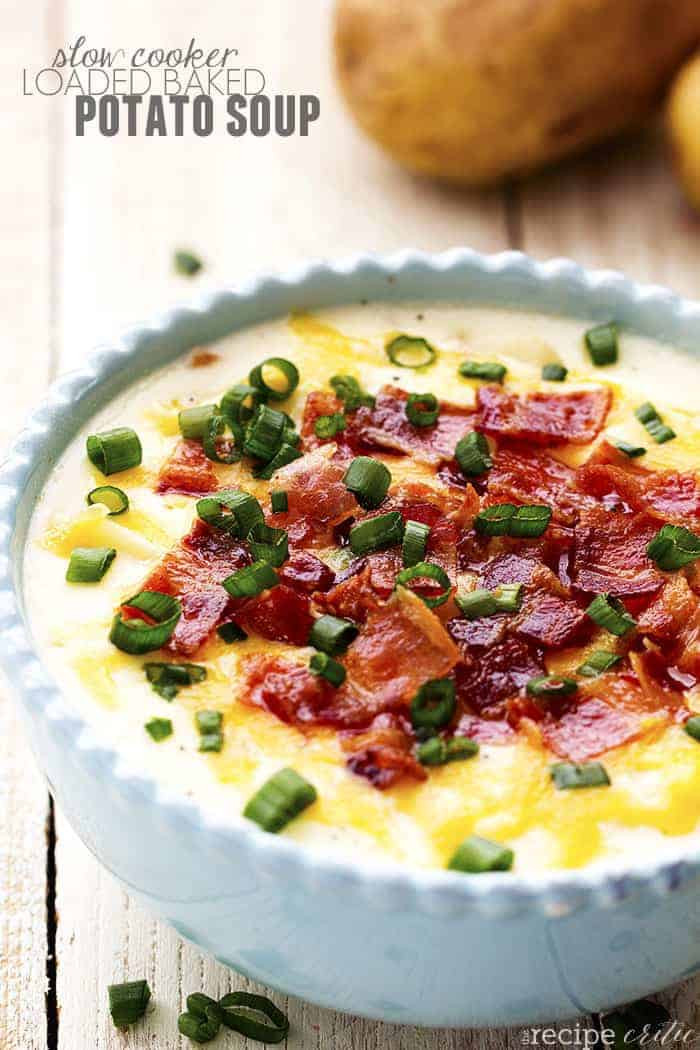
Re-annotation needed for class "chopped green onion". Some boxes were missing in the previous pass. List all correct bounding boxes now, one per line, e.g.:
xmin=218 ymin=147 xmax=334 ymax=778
xmin=253 ymin=442 xmax=302 ymax=480
xmin=541 ymin=363 xmax=568 ymax=382
xmin=405 ymin=393 xmax=439 ymax=427
xmin=585 ymin=322 xmax=618 ymax=366
xmin=203 ymin=414 xmax=242 ymax=464
xmin=550 ymin=761 xmax=610 ymax=790
xmin=249 ymin=357 xmax=299 ymax=402
xmin=458 ymin=361 xmax=507 ymax=384
xmin=648 ymin=524 xmax=700 ymax=571
xmin=217 ymin=621 xmax=247 ymax=643
xmin=526 ymin=674 xmax=578 ymax=699
xmin=178 ymin=404 xmax=217 ymax=441
xmin=86 ymin=427 xmax=142 ymax=475
xmin=329 ymin=374 xmax=375 ymax=411
xmin=197 ymin=489 xmax=264 ymax=537
xmin=243 ymin=404 xmax=286 ymax=461
xmin=270 ymin=490 xmax=288 ymax=514
xmin=309 ymin=614 xmax=358 ymax=655
xmin=417 ymin=735 xmax=478 ymax=766
xmin=218 ymin=992 xmax=289 ymax=1043
xmin=448 ymin=835 xmax=513 ymax=874
xmin=349 ymin=511 xmax=404 ymax=556
xmin=455 ymin=431 xmax=492 ymax=476
xmin=108 ymin=980 xmax=151 ymax=1029
xmin=402 ymin=520 xmax=430 ymax=567
xmin=243 ymin=767 xmax=317 ymax=832
xmin=386 ymin=334 xmax=437 ymax=368
xmin=586 ymin=593 xmax=636 ymax=636
xmin=684 ymin=716 xmax=700 ymax=742
xmin=395 ymin=561 xmax=452 ymax=609
xmin=314 ymin=412 xmax=346 ymax=438
xmin=635 ymin=402 xmax=676 ymax=444
xmin=220 ymin=383 xmax=267 ymax=424
xmin=411 ymin=678 xmax=456 ymax=730
xmin=576 ymin=650 xmax=622 ymax=677
xmin=611 ymin=438 xmax=646 ymax=458
xmin=199 ymin=733 xmax=223 ymax=753
xmin=86 ymin=485 xmax=129 ymax=515
xmin=144 ymin=661 xmax=206 ymax=700
xmin=110 ymin=591 xmax=182 ymax=655
xmin=222 ymin=561 xmax=279 ymax=599
xmin=145 ymin=717 xmax=173 ymax=742
xmin=456 ymin=583 xmax=523 ymax=620
xmin=174 ymin=250 xmax=202 ymax=276
xmin=344 ymin=456 xmax=391 ymax=510
xmin=309 ymin=651 xmax=346 ymax=687
xmin=247 ymin=523 xmax=289 ymax=567
xmin=66 ymin=546 xmax=116 ymax=583
xmin=196 ymin=710 xmax=222 ymax=734
xmin=509 ymin=504 xmax=552 ymax=538
xmin=178 ymin=1007 xmax=220 ymax=1043
xmin=474 ymin=503 xmax=516 ymax=536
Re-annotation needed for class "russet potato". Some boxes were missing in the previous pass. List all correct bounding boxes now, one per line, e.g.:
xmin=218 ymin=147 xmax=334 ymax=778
xmin=334 ymin=0 xmax=700 ymax=184
xmin=668 ymin=51 xmax=700 ymax=212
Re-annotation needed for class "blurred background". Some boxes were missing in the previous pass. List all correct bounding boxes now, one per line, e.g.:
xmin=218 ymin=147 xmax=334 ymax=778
xmin=4 ymin=1 xmax=700 ymax=1048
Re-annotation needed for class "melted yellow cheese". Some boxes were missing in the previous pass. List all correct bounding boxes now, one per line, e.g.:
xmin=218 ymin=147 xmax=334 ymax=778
xmin=25 ymin=303 xmax=700 ymax=873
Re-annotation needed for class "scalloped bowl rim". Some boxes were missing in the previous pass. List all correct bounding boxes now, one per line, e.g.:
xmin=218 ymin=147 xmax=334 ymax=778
xmin=2 ymin=247 xmax=700 ymax=919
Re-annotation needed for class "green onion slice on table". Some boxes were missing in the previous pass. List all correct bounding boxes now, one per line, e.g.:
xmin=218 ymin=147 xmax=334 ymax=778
xmin=109 ymin=591 xmax=182 ymax=655
xmin=86 ymin=427 xmax=142 ymax=475
xmin=108 ymin=980 xmax=151 ymax=1029
xmin=218 ymin=992 xmax=290 ymax=1043
xmin=244 ymin=767 xmax=317 ymax=832
xmin=385 ymin=334 xmax=437 ymax=368
xmin=86 ymin=485 xmax=129 ymax=515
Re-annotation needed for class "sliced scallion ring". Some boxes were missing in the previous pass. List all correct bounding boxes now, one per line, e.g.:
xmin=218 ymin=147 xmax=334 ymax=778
xmin=402 ymin=520 xmax=431 ymax=567
xmin=196 ymin=489 xmax=264 ymax=537
xmin=456 ymin=583 xmax=523 ymax=620
xmin=217 ymin=621 xmax=247 ymax=643
xmin=86 ymin=427 xmax=142 ymax=475
xmin=458 ymin=361 xmax=507 ymax=384
xmin=349 ymin=511 xmax=404 ymax=557
xmin=309 ymin=614 xmax=358 ymax=655
xmin=395 ymin=561 xmax=452 ymax=609
xmin=576 ymin=650 xmax=621 ymax=677
xmin=66 ymin=546 xmax=116 ymax=583
xmin=109 ymin=591 xmax=182 ymax=655
xmin=243 ymin=404 xmax=286 ymax=461
xmin=411 ymin=678 xmax=456 ymax=730
xmin=386 ymin=334 xmax=437 ymax=369
xmin=635 ymin=402 xmax=676 ymax=444
xmin=647 ymin=524 xmax=700 ymax=571
xmin=178 ymin=403 xmax=217 ymax=441
xmin=550 ymin=761 xmax=610 ymax=790
xmin=145 ymin=718 xmax=173 ymax=742
xmin=586 ymin=593 xmax=636 ymax=636
xmin=108 ymin=980 xmax=152 ymax=1030
xmin=344 ymin=456 xmax=391 ymax=510
xmin=330 ymin=374 xmax=375 ymax=411
xmin=144 ymin=661 xmax=206 ymax=700
xmin=249 ymin=357 xmax=299 ymax=401
xmin=253 ymin=442 xmax=302 ymax=480
xmin=243 ymin=767 xmax=317 ymax=832
xmin=509 ymin=504 xmax=552 ymax=538
xmin=684 ymin=716 xmax=700 ymax=742
xmin=247 ymin=523 xmax=289 ymax=567
xmin=309 ymin=651 xmax=346 ymax=687
xmin=584 ymin=322 xmax=618 ymax=366
xmin=526 ymin=674 xmax=578 ymax=699
xmin=406 ymin=392 xmax=439 ymax=427
xmin=222 ymin=561 xmax=279 ymax=599
xmin=314 ymin=412 xmax=346 ymax=439
xmin=218 ymin=992 xmax=290 ymax=1043
xmin=86 ymin=485 xmax=129 ymax=515
xmin=220 ymin=383 xmax=267 ymax=424
xmin=611 ymin=438 xmax=646 ymax=458
xmin=417 ymin=735 xmax=478 ymax=767
xmin=455 ymin=431 xmax=492 ymax=477
xmin=270 ymin=490 xmax=288 ymax=514
xmin=474 ymin=503 xmax=516 ymax=537
xmin=448 ymin=835 xmax=514 ymax=873
xmin=203 ymin=414 xmax=242 ymax=464
xmin=541 ymin=363 xmax=568 ymax=382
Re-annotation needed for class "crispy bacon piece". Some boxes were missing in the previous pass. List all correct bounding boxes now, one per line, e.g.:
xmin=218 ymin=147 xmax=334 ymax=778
xmin=638 ymin=576 xmax=700 ymax=678
xmin=476 ymin=385 xmax=611 ymax=446
xmin=448 ymin=620 xmax=545 ymax=719
xmin=571 ymin=506 xmax=663 ymax=597
xmin=278 ymin=550 xmax=336 ymax=594
xmin=300 ymin=391 xmax=350 ymax=455
xmin=156 ymin=439 xmax=218 ymax=496
xmin=233 ymin=585 xmax=313 ymax=647
xmin=342 ymin=714 xmax=427 ymax=789
xmin=485 ymin=445 xmax=596 ymax=524
xmin=242 ymin=654 xmax=336 ymax=725
xmin=142 ymin=519 xmax=249 ymax=654
xmin=577 ymin=447 xmax=700 ymax=527
xmin=315 ymin=551 xmax=400 ymax=623
xmin=268 ymin=446 xmax=358 ymax=547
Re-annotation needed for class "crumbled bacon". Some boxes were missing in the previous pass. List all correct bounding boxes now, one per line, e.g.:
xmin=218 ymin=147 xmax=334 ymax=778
xmin=156 ymin=439 xmax=218 ymax=495
xmin=485 ymin=445 xmax=596 ymax=524
xmin=278 ymin=550 xmax=336 ymax=594
xmin=476 ymin=385 xmax=611 ymax=445
xmin=242 ymin=654 xmax=336 ymax=725
xmin=571 ymin=507 xmax=663 ymax=597
xmin=577 ymin=449 xmax=700 ymax=527
xmin=342 ymin=714 xmax=426 ymax=789
xmin=268 ymin=446 xmax=357 ymax=547
xmin=141 ymin=519 xmax=249 ymax=654
xmin=448 ymin=621 xmax=545 ymax=719
xmin=232 ymin=585 xmax=313 ymax=647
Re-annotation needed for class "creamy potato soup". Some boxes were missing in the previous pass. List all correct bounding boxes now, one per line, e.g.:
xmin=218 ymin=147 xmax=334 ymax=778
xmin=25 ymin=305 xmax=700 ymax=874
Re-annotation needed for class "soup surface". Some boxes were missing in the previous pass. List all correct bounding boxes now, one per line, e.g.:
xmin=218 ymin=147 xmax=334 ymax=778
xmin=26 ymin=304 xmax=700 ymax=873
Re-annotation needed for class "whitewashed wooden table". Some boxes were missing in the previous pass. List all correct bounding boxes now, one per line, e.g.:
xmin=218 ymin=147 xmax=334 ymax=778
xmin=3 ymin=2 xmax=700 ymax=1047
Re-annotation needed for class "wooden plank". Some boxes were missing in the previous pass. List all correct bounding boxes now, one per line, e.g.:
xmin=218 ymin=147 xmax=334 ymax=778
xmin=0 ymin=1 xmax=55 ymax=1048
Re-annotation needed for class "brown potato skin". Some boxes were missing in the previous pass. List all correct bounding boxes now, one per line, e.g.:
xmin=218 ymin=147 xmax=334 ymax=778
xmin=334 ymin=0 xmax=700 ymax=184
